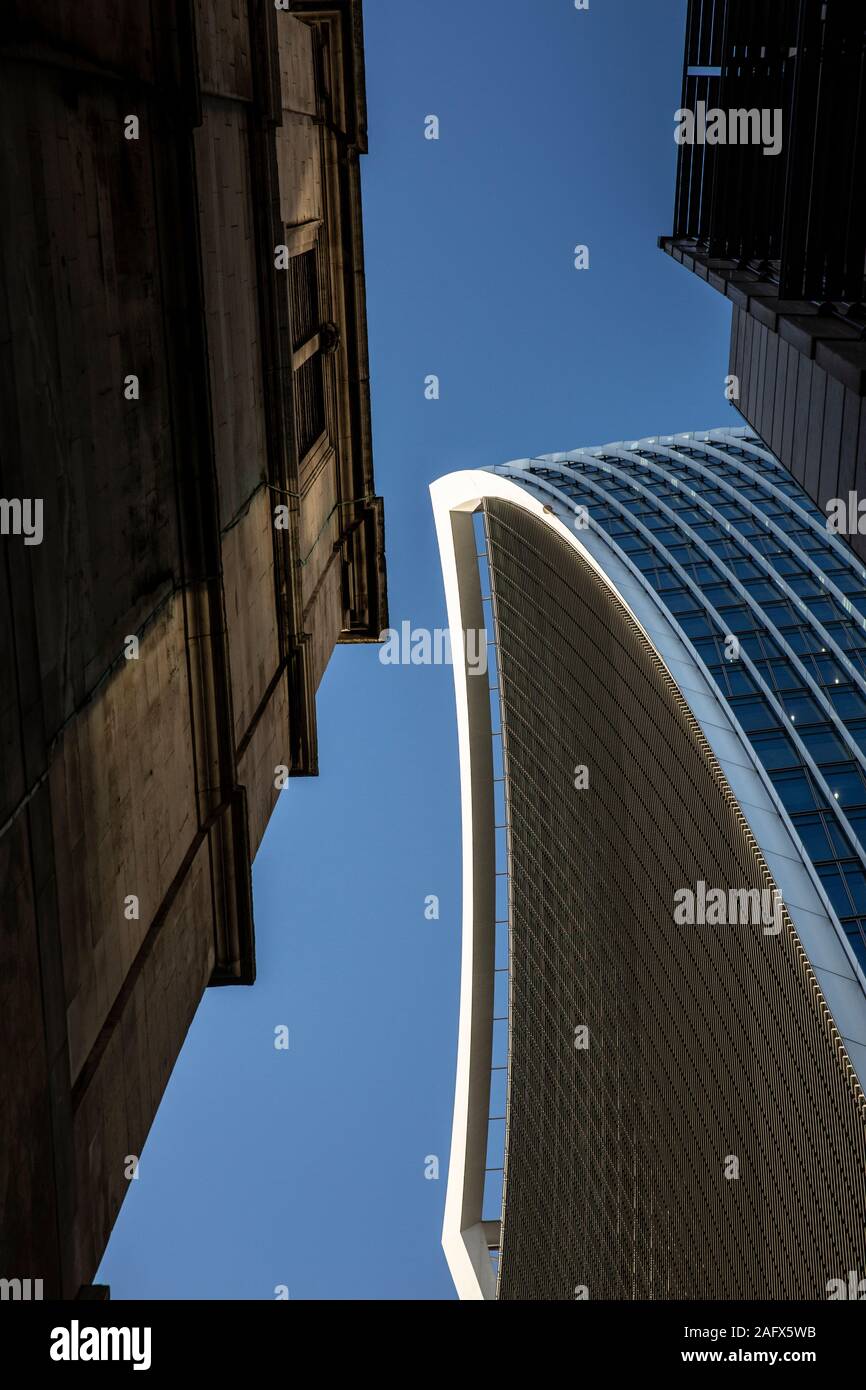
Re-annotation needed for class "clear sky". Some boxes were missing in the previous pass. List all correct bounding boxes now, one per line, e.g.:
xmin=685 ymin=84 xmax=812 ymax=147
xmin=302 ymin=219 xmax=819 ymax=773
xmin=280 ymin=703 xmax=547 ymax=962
xmin=99 ymin=0 xmax=734 ymax=1300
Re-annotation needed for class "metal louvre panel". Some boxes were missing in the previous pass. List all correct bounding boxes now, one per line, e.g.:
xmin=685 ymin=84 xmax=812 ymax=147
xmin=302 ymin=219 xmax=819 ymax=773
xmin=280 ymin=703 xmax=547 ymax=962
xmin=288 ymin=248 xmax=320 ymax=351
xmin=484 ymin=498 xmax=866 ymax=1301
xmin=670 ymin=1 xmax=866 ymax=301
xmin=294 ymin=353 xmax=326 ymax=461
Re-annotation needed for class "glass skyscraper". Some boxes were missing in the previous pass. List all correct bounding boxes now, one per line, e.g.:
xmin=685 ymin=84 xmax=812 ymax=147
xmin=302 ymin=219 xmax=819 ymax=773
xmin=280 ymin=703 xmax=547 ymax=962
xmin=432 ymin=427 xmax=866 ymax=1301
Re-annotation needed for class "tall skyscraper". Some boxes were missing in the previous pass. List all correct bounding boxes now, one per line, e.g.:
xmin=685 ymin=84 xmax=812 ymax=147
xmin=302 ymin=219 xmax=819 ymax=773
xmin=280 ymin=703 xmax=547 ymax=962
xmin=0 ymin=1 xmax=386 ymax=1298
xmin=660 ymin=1 xmax=866 ymax=553
xmin=433 ymin=427 xmax=866 ymax=1300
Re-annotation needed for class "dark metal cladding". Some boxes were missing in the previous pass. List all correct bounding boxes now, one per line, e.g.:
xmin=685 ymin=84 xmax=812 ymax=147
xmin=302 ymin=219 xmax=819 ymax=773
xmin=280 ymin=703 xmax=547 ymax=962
xmin=484 ymin=498 xmax=866 ymax=1301
xmin=659 ymin=0 xmax=866 ymax=560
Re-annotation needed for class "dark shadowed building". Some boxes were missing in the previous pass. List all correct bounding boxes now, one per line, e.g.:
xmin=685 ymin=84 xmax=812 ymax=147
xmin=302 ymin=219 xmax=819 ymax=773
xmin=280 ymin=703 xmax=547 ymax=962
xmin=659 ymin=0 xmax=866 ymax=558
xmin=0 ymin=0 xmax=386 ymax=1298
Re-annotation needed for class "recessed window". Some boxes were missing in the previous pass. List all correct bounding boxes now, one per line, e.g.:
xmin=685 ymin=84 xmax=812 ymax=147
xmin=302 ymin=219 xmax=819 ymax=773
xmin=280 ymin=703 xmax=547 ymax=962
xmin=288 ymin=249 xmax=328 ymax=466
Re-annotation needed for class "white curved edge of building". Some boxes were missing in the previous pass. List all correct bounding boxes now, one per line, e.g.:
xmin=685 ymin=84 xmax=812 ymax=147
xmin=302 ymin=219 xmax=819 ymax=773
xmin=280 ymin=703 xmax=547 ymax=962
xmin=431 ymin=468 xmax=866 ymax=1303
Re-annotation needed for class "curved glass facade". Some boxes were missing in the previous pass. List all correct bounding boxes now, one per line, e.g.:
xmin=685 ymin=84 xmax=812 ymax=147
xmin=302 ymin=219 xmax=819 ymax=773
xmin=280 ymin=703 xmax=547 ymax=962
xmin=433 ymin=459 xmax=866 ymax=1300
xmin=493 ymin=428 xmax=866 ymax=976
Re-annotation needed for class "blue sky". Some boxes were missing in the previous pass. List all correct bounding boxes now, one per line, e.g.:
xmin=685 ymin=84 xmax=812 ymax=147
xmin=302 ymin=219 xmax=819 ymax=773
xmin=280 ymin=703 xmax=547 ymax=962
xmin=100 ymin=0 xmax=734 ymax=1299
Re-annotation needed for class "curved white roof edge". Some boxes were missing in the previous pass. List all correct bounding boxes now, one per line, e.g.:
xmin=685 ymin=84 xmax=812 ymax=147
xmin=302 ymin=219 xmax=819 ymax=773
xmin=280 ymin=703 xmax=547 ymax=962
xmin=431 ymin=468 xmax=866 ymax=1303
xmin=431 ymin=472 xmax=497 ymax=1302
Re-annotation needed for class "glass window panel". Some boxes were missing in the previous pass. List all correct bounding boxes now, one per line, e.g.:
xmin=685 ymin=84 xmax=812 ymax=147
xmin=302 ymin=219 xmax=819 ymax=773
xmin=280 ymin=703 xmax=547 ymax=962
xmin=689 ymin=564 xmax=721 ymax=584
xmin=740 ymin=632 xmax=784 ymax=662
xmin=828 ymin=686 xmax=866 ymax=719
xmin=679 ymin=613 xmax=717 ymax=639
xmin=730 ymin=696 xmax=777 ymax=732
xmin=785 ymin=628 xmax=825 ymax=656
xmin=842 ymin=866 xmax=866 ymax=915
xmin=797 ymin=727 xmax=850 ymax=765
xmin=813 ymin=655 xmax=845 ymax=684
xmin=729 ymin=559 xmax=763 ymax=581
xmin=618 ymin=533 xmax=646 ymax=553
xmin=833 ymin=570 xmax=866 ymax=596
xmin=702 ymin=583 xmax=742 ymax=608
xmin=763 ymin=600 xmax=802 ymax=626
xmin=787 ymin=575 xmax=824 ymax=598
xmin=844 ymin=929 xmax=866 ymax=974
xmin=842 ymin=720 xmax=866 ymax=755
xmin=655 ymin=569 xmax=683 ymax=593
xmin=791 ymin=814 xmax=834 ymax=860
xmin=817 ymin=866 xmax=852 ymax=916
xmin=845 ymin=813 xmax=866 ymax=851
xmin=693 ymin=635 xmax=728 ymax=664
xmin=826 ymin=818 xmax=859 ymax=858
xmin=825 ymin=766 xmax=866 ymax=809
xmin=825 ymin=621 xmax=866 ymax=652
xmin=725 ymin=608 xmax=759 ymax=635
xmin=769 ymin=768 xmax=826 ymax=813
xmin=745 ymin=580 xmax=782 ymax=603
xmin=795 ymin=529 xmax=825 ymax=550
xmin=750 ymin=731 xmax=799 ymax=770
xmin=711 ymin=664 xmax=758 ymax=698
xmin=811 ymin=550 xmax=845 ymax=573
xmin=761 ymin=659 xmax=802 ymax=692
xmin=803 ymin=597 xmax=839 ymax=621
xmin=784 ymin=694 xmax=824 ymax=726
xmin=666 ymin=591 xmax=701 ymax=615
xmin=774 ymin=554 xmax=807 ymax=576
xmin=632 ymin=550 xmax=660 ymax=571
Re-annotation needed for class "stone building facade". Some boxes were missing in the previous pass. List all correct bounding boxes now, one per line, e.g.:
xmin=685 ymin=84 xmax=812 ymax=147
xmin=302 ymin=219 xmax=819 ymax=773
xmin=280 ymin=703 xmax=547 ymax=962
xmin=0 ymin=0 xmax=386 ymax=1298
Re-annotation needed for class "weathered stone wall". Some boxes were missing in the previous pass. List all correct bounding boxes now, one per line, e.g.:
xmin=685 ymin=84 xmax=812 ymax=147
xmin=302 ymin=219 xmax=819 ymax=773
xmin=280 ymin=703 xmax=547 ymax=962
xmin=0 ymin=0 xmax=384 ymax=1297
